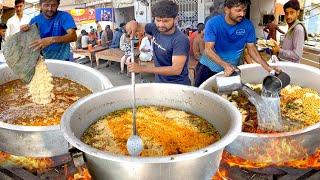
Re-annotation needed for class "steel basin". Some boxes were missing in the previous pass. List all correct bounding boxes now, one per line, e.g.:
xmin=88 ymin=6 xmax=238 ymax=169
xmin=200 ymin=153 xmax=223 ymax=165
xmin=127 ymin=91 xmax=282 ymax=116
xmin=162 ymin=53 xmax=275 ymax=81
xmin=61 ymin=83 xmax=242 ymax=180
xmin=0 ymin=60 xmax=113 ymax=157
xmin=200 ymin=62 xmax=320 ymax=164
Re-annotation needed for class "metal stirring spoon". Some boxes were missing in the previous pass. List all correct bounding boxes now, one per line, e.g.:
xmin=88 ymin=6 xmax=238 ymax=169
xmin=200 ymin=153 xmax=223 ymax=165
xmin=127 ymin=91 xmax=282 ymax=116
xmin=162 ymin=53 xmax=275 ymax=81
xmin=126 ymin=39 xmax=144 ymax=156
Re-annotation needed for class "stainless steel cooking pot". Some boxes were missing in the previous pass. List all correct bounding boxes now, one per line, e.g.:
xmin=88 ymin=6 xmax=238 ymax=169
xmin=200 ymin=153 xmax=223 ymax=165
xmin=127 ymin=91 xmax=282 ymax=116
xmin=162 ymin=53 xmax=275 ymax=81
xmin=200 ymin=62 xmax=320 ymax=164
xmin=61 ymin=83 xmax=242 ymax=180
xmin=0 ymin=60 xmax=113 ymax=157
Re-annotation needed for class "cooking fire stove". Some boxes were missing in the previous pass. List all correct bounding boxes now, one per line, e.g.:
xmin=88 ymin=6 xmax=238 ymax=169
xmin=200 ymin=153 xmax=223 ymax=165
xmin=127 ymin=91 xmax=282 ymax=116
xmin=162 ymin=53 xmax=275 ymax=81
xmin=1 ymin=149 xmax=319 ymax=180
xmin=0 ymin=149 xmax=87 ymax=180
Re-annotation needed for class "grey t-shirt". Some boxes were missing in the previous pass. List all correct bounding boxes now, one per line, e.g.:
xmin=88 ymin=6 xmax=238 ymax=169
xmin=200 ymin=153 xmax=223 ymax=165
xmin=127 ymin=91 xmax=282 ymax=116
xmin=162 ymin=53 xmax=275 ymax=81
xmin=279 ymin=24 xmax=305 ymax=63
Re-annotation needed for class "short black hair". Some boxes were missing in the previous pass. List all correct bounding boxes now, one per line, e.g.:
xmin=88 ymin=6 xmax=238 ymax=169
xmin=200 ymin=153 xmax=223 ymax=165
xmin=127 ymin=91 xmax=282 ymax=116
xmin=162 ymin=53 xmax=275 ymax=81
xmin=284 ymin=0 xmax=300 ymax=11
xmin=197 ymin=23 xmax=204 ymax=29
xmin=152 ymin=0 xmax=178 ymax=18
xmin=224 ymin=0 xmax=251 ymax=8
xmin=81 ymin=29 xmax=87 ymax=35
xmin=15 ymin=0 xmax=25 ymax=6
xmin=0 ymin=23 xmax=7 ymax=29
xmin=197 ymin=23 xmax=205 ymax=33
xmin=119 ymin=23 xmax=126 ymax=28
xmin=40 ymin=0 xmax=60 ymax=4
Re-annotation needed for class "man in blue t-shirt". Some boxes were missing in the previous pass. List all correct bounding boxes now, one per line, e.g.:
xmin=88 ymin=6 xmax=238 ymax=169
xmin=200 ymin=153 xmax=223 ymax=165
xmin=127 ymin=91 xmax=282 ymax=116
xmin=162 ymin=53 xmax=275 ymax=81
xmin=195 ymin=0 xmax=280 ymax=87
xmin=125 ymin=0 xmax=190 ymax=85
xmin=21 ymin=0 xmax=77 ymax=60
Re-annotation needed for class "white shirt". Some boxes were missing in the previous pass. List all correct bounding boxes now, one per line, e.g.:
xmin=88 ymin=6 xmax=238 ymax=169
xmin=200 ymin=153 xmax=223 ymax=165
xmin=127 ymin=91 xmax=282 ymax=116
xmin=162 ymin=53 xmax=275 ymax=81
xmin=139 ymin=36 xmax=153 ymax=53
xmin=6 ymin=14 xmax=31 ymax=38
xmin=81 ymin=35 xmax=89 ymax=48
xmin=139 ymin=37 xmax=153 ymax=62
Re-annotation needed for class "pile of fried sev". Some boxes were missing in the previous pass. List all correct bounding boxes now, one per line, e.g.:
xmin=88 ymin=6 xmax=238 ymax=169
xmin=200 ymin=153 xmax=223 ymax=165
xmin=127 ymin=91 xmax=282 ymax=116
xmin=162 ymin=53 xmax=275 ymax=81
xmin=280 ymin=85 xmax=320 ymax=126
xmin=27 ymin=58 xmax=54 ymax=105
xmin=82 ymin=106 xmax=220 ymax=157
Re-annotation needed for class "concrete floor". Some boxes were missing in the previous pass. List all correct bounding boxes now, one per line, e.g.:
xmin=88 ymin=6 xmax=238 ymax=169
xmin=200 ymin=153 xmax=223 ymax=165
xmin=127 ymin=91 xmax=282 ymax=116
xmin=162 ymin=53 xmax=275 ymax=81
xmin=75 ymin=57 xmax=155 ymax=87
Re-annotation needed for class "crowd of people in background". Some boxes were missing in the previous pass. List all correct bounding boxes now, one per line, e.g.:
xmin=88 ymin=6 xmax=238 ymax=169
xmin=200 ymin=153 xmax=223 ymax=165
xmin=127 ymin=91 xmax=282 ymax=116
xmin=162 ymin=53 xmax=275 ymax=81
xmin=0 ymin=0 xmax=308 ymax=86
xmin=75 ymin=22 xmax=126 ymax=50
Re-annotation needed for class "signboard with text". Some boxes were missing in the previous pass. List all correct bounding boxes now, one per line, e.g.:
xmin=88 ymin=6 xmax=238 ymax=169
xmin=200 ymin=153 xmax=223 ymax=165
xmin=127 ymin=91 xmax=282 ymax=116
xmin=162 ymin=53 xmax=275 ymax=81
xmin=95 ymin=8 xmax=113 ymax=21
xmin=69 ymin=9 xmax=96 ymax=23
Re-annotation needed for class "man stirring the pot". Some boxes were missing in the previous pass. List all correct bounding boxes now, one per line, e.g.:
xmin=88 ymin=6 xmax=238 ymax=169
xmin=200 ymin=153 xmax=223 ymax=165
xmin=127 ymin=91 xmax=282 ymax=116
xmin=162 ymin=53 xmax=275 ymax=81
xmin=195 ymin=0 xmax=280 ymax=87
xmin=20 ymin=0 xmax=77 ymax=61
xmin=125 ymin=0 xmax=190 ymax=85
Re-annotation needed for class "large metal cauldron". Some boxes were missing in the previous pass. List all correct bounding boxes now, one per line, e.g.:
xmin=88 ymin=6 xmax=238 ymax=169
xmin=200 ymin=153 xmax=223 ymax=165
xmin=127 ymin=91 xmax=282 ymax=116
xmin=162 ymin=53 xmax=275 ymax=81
xmin=0 ymin=60 xmax=113 ymax=157
xmin=61 ymin=83 xmax=242 ymax=180
xmin=200 ymin=62 xmax=320 ymax=164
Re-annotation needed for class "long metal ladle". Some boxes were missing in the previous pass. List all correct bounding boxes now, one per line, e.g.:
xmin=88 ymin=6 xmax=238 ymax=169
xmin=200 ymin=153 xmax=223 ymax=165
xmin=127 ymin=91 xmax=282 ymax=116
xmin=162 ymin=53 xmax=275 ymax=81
xmin=126 ymin=39 xmax=144 ymax=156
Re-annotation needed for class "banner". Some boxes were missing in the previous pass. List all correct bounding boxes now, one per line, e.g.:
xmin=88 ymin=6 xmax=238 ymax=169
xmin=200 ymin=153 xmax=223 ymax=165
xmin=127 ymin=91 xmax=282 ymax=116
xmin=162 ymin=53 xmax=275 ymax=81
xmin=69 ymin=9 xmax=96 ymax=23
xmin=95 ymin=8 xmax=113 ymax=21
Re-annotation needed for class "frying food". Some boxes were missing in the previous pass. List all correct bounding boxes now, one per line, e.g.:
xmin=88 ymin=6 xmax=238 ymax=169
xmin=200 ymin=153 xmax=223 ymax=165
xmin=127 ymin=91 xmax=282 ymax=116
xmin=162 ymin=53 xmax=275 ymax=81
xmin=219 ymin=84 xmax=320 ymax=133
xmin=0 ymin=78 xmax=91 ymax=126
xmin=82 ymin=106 xmax=220 ymax=157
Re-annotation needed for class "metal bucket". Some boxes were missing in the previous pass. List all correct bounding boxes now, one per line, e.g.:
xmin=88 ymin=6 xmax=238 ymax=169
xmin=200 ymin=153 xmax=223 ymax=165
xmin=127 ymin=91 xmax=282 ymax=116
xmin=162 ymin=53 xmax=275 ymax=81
xmin=199 ymin=62 xmax=320 ymax=164
xmin=61 ymin=83 xmax=242 ymax=180
xmin=0 ymin=60 xmax=113 ymax=157
xmin=262 ymin=71 xmax=291 ymax=93
xmin=215 ymin=70 xmax=242 ymax=93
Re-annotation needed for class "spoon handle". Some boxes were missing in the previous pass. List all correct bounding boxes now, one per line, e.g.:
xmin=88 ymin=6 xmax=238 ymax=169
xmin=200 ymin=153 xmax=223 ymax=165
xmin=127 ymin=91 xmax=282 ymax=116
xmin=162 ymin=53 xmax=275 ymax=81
xmin=130 ymin=40 xmax=137 ymax=135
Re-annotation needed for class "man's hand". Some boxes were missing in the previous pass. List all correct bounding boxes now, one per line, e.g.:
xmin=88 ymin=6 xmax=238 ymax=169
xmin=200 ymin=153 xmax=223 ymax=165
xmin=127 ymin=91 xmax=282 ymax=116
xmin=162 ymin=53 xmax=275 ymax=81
xmin=30 ymin=37 xmax=53 ymax=51
xmin=262 ymin=63 xmax=282 ymax=74
xmin=127 ymin=62 xmax=143 ymax=73
xmin=222 ymin=63 xmax=235 ymax=76
xmin=271 ymin=66 xmax=282 ymax=74
xmin=20 ymin=24 xmax=30 ymax=32
xmin=270 ymin=39 xmax=280 ymax=53
xmin=125 ymin=20 xmax=138 ymax=39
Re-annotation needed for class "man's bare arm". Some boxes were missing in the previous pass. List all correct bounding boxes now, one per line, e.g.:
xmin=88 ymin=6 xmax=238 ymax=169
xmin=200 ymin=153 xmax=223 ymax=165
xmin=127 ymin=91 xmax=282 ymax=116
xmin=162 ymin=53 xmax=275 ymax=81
xmin=128 ymin=55 xmax=186 ymax=76
xmin=51 ymin=28 xmax=77 ymax=44
xmin=30 ymin=28 xmax=77 ymax=51
xmin=204 ymin=42 xmax=235 ymax=76
xmin=246 ymin=43 xmax=273 ymax=72
xmin=276 ymin=25 xmax=285 ymax=34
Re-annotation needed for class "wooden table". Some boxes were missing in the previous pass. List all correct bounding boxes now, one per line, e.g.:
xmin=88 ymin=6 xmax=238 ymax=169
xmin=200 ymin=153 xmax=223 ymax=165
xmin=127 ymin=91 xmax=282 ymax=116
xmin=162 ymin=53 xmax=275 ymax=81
xmin=73 ymin=46 xmax=108 ymax=67
xmin=95 ymin=48 xmax=140 ymax=69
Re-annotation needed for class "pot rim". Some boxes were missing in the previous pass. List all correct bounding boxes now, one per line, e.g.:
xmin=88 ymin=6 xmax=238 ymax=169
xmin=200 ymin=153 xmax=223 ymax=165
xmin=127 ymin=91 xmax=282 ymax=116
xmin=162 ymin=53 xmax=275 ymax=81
xmin=0 ymin=59 xmax=112 ymax=132
xmin=199 ymin=62 xmax=320 ymax=138
xmin=61 ymin=83 xmax=242 ymax=163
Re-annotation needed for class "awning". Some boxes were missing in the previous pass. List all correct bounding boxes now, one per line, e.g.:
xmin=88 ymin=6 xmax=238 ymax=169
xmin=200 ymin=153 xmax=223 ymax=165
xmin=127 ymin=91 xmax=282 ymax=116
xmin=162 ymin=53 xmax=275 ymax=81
xmin=80 ymin=0 xmax=112 ymax=7
xmin=112 ymin=0 xmax=134 ymax=8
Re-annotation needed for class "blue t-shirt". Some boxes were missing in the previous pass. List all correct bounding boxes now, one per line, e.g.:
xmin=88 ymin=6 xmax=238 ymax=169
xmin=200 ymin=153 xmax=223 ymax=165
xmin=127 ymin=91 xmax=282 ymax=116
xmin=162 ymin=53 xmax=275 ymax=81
xmin=30 ymin=11 xmax=76 ymax=60
xmin=200 ymin=14 xmax=256 ymax=72
xmin=145 ymin=23 xmax=190 ymax=85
